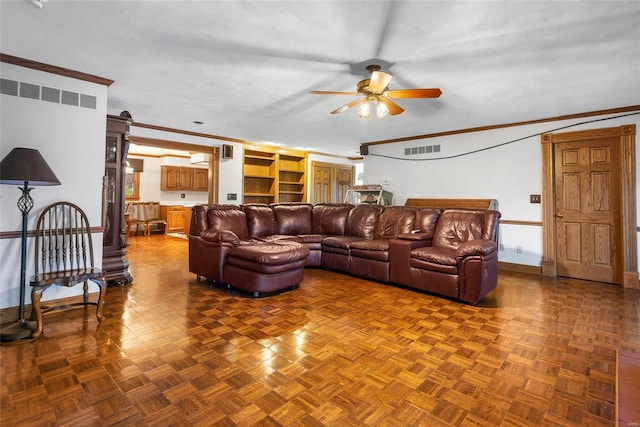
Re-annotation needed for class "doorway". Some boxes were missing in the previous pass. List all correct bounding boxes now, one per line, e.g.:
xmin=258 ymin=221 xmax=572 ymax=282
xmin=541 ymin=125 xmax=638 ymax=287
xmin=310 ymin=161 xmax=355 ymax=204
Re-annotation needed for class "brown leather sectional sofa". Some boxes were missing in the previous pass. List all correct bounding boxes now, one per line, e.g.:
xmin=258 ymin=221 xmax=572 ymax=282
xmin=189 ymin=202 xmax=501 ymax=304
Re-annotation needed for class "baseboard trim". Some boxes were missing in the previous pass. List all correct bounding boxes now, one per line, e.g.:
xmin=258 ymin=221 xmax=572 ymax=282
xmin=0 ymin=294 xmax=93 ymax=324
xmin=498 ymin=261 xmax=542 ymax=275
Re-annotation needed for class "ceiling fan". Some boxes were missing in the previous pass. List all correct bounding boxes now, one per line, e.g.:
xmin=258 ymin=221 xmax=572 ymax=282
xmin=311 ymin=64 xmax=442 ymax=119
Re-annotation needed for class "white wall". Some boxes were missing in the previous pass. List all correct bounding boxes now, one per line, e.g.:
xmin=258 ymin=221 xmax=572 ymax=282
xmin=363 ymin=112 xmax=640 ymax=267
xmin=0 ymin=63 xmax=108 ymax=309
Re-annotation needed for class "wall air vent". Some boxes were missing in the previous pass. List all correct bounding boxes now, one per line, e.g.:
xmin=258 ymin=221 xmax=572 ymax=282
xmin=0 ymin=78 xmax=97 ymax=110
xmin=404 ymin=144 xmax=441 ymax=156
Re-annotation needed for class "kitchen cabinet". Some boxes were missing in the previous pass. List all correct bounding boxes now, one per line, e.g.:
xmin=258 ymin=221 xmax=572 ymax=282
xmin=160 ymin=166 xmax=208 ymax=191
xmin=193 ymin=168 xmax=208 ymax=191
xmin=160 ymin=205 xmax=185 ymax=232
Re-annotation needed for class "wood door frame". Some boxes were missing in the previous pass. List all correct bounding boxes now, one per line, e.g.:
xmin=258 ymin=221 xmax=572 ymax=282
xmin=541 ymin=125 xmax=638 ymax=288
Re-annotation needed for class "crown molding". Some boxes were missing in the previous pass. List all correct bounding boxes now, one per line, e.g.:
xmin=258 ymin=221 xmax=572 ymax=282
xmin=0 ymin=53 xmax=114 ymax=86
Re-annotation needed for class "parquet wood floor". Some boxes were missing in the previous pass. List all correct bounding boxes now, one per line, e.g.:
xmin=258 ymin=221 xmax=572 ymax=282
xmin=1 ymin=234 xmax=639 ymax=426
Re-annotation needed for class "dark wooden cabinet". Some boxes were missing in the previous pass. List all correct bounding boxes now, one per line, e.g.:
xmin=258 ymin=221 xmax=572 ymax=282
xmin=102 ymin=112 xmax=133 ymax=285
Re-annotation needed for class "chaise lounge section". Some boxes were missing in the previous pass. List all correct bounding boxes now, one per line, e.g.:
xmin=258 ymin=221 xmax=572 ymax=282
xmin=189 ymin=202 xmax=501 ymax=303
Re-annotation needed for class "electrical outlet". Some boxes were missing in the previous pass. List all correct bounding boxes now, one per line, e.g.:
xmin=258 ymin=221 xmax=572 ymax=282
xmin=530 ymin=194 xmax=541 ymax=203
xmin=499 ymin=244 xmax=504 ymax=251
xmin=516 ymin=245 xmax=523 ymax=254
xmin=180 ymin=193 xmax=186 ymax=199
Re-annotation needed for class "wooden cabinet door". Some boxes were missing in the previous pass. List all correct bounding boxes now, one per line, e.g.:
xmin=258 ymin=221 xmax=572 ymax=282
xmin=166 ymin=208 xmax=184 ymax=232
xmin=179 ymin=168 xmax=193 ymax=190
xmin=554 ymin=137 xmax=621 ymax=283
xmin=161 ymin=166 xmax=180 ymax=191
xmin=193 ymin=168 xmax=208 ymax=191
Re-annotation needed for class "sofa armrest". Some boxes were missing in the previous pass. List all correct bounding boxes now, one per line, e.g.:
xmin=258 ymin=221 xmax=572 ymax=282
xmin=200 ymin=229 xmax=240 ymax=247
xmin=397 ymin=232 xmax=433 ymax=244
xmin=456 ymin=239 xmax=497 ymax=262
xmin=389 ymin=237 xmax=432 ymax=286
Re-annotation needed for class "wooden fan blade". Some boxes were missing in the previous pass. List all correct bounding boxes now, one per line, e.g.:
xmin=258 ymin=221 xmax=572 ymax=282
xmin=369 ymin=71 xmax=392 ymax=94
xmin=311 ymin=90 xmax=361 ymax=96
xmin=378 ymin=98 xmax=404 ymax=115
xmin=330 ymin=98 xmax=366 ymax=114
xmin=385 ymin=88 xmax=442 ymax=98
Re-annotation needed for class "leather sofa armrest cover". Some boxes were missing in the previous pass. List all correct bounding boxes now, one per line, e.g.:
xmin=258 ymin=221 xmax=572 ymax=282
xmin=455 ymin=239 xmax=497 ymax=261
xmin=200 ymin=229 xmax=240 ymax=247
xmin=397 ymin=232 xmax=432 ymax=242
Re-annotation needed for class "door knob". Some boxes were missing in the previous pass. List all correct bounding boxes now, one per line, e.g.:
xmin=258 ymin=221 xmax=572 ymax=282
xmin=556 ymin=213 xmax=563 ymax=218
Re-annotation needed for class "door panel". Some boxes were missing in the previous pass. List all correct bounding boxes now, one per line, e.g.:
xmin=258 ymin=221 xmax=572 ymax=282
xmin=311 ymin=162 xmax=354 ymax=204
xmin=554 ymin=137 xmax=620 ymax=283
xmin=336 ymin=167 xmax=353 ymax=203
xmin=312 ymin=165 xmax=331 ymax=204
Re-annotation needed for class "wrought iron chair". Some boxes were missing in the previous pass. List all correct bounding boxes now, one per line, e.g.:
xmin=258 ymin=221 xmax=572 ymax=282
xmin=30 ymin=202 xmax=106 ymax=338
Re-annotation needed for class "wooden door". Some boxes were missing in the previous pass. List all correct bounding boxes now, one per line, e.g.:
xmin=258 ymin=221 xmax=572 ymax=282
xmin=336 ymin=167 xmax=353 ymax=203
xmin=312 ymin=164 xmax=332 ymax=204
xmin=554 ymin=137 xmax=621 ymax=283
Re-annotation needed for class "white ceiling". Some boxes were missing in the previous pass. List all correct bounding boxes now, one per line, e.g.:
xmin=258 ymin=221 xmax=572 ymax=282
xmin=1 ymin=0 xmax=639 ymax=157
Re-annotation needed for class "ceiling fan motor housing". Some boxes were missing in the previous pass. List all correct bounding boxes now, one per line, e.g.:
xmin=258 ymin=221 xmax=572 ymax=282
xmin=357 ymin=79 xmax=371 ymax=94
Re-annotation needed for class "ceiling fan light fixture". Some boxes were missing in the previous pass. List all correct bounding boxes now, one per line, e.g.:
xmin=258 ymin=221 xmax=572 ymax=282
xmin=376 ymin=98 xmax=389 ymax=118
xmin=358 ymin=100 xmax=370 ymax=119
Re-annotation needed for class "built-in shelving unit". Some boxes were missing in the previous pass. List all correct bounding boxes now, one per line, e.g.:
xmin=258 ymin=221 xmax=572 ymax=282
xmin=243 ymin=147 xmax=307 ymax=204
xmin=278 ymin=153 xmax=306 ymax=203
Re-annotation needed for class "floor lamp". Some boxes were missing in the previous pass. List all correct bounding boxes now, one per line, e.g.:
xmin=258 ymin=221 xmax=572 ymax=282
xmin=0 ymin=148 xmax=60 ymax=342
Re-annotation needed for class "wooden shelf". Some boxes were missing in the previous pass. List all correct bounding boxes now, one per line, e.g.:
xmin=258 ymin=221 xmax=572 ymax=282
xmin=243 ymin=146 xmax=307 ymax=203
xmin=244 ymin=175 xmax=275 ymax=179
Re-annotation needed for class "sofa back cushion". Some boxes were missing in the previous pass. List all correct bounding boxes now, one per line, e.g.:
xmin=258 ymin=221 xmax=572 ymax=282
xmin=415 ymin=208 xmax=442 ymax=237
xmin=345 ymin=204 xmax=384 ymax=239
xmin=432 ymin=209 xmax=486 ymax=250
xmin=375 ymin=206 xmax=416 ymax=239
xmin=312 ymin=203 xmax=353 ymax=235
xmin=207 ymin=207 xmax=250 ymax=240
xmin=244 ymin=204 xmax=278 ymax=238
xmin=272 ymin=203 xmax=313 ymax=235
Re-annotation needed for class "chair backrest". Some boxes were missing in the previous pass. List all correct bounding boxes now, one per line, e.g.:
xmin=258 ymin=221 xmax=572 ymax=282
xmin=143 ymin=202 xmax=161 ymax=220
xmin=127 ymin=202 xmax=145 ymax=221
xmin=33 ymin=202 xmax=96 ymax=276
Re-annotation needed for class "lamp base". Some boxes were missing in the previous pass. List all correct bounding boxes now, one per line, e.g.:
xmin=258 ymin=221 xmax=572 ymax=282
xmin=0 ymin=319 xmax=37 ymax=343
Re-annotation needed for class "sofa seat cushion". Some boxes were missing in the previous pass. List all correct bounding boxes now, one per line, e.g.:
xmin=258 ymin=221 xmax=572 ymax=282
xmin=297 ymin=234 xmax=326 ymax=244
xmin=227 ymin=257 xmax=307 ymax=274
xmin=262 ymin=234 xmax=301 ymax=243
xmin=229 ymin=242 xmax=310 ymax=267
xmin=411 ymin=246 xmax=458 ymax=266
xmin=350 ymin=239 xmax=390 ymax=261
xmin=322 ymin=235 xmax=366 ymax=250
xmin=410 ymin=258 xmax=459 ymax=275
